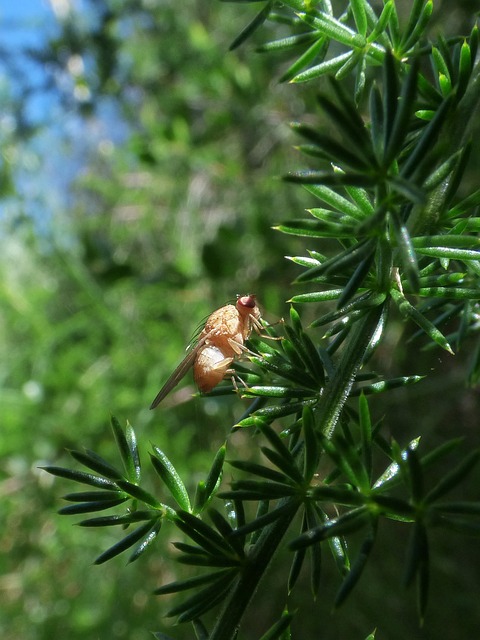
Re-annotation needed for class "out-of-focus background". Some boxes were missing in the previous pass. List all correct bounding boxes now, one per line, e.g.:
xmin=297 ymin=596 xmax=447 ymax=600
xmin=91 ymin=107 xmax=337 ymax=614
xmin=1 ymin=2 xmax=479 ymax=639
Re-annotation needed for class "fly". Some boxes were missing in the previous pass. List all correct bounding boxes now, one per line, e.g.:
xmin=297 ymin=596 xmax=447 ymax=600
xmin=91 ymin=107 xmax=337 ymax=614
xmin=150 ymin=294 xmax=265 ymax=409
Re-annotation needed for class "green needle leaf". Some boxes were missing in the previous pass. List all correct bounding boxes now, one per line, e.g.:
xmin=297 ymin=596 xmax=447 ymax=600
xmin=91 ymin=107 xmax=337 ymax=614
xmin=359 ymin=393 xmax=372 ymax=481
xmin=154 ymin=569 xmax=233 ymax=596
xmin=69 ymin=449 xmax=124 ymax=481
xmin=290 ymin=508 xmax=369 ymax=549
xmin=40 ymin=466 xmax=117 ymax=490
xmin=404 ymin=520 xmax=430 ymax=621
xmin=303 ymin=405 xmax=319 ymax=481
xmin=128 ymin=519 xmax=162 ymax=563
xmin=150 ymin=446 xmax=191 ymax=512
xmin=116 ymin=479 xmax=163 ymax=509
xmin=195 ymin=444 xmax=226 ymax=513
xmin=351 ymin=0 xmax=367 ymax=36
xmin=111 ymin=416 xmax=140 ymax=483
xmin=94 ymin=520 xmax=159 ymax=564
xmin=335 ymin=530 xmax=376 ymax=607
xmin=79 ymin=511 xmax=156 ymax=527
xmin=390 ymin=289 xmax=454 ymax=353
xmin=425 ymin=450 xmax=480 ymax=504
xmin=384 ymin=56 xmax=418 ymax=166
xmin=58 ymin=497 xmax=128 ymax=515
xmin=229 ymin=0 xmax=273 ymax=51
xmin=258 ymin=610 xmax=295 ymax=640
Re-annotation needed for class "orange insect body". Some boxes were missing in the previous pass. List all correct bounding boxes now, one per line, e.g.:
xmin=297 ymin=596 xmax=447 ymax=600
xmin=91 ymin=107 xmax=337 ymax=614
xmin=194 ymin=294 xmax=261 ymax=392
xmin=150 ymin=294 xmax=262 ymax=408
xmin=193 ymin=345 xmax=231 ymax=393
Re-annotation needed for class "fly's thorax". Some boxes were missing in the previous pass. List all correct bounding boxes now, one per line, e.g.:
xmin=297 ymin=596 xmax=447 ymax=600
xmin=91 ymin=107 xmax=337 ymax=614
xmin=202 ymin=304 xmax=244 ymax=356
xmin=203 ymin=305 xmax=237 ymax=334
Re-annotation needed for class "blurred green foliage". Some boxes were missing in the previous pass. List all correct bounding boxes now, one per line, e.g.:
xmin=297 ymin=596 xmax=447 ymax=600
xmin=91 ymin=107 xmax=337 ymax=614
xmin=0 ymin=2 xmax=308 ymax=639
xmin=1 ymin=1 xmax=479 ymax=639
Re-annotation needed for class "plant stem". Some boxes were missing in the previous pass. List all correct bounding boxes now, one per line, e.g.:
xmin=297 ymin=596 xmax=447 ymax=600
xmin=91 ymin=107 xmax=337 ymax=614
xmin=318 ymin=304 xmax=385 ymax=439
xmin=209 ymin=503 xmax=298 ymax=640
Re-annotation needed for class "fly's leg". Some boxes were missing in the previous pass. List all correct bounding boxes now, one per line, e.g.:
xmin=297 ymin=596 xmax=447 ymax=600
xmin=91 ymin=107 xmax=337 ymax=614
xmin=227 ymin=338 xmax=258 ymax=358
xmin=211 ymin=358 xmax=234 ymax=372
xmin=231 ymin=374 xmax=249 ymax=393
xmin=206 ymin=364 xmax=247 ymax=395
xmin=250 ymin=315 xmax=285 ymax=340
xmin=226 ymin=338 xmax=267 ymax=393
xmin=210 ymin=364 xmax=247 ymax=390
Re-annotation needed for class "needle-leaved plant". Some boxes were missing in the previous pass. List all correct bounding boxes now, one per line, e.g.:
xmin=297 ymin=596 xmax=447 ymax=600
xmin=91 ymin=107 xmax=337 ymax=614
xmin=44 ymin=2 xmax=480 ymax=638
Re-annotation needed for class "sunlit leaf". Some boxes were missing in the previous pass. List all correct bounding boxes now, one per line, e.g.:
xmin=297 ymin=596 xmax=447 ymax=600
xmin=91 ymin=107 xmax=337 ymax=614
xmin=150 ymin=446 xmax=191 ymax=512
xmin=94 ymin=520 xmax=159 ymax=564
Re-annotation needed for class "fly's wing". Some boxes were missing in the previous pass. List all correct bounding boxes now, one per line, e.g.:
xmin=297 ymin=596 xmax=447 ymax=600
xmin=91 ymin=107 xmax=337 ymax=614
xmin=149 ymin=336 xmax=207 ymax=409
xmin=186 ymin=312 xmax=212 ymax=350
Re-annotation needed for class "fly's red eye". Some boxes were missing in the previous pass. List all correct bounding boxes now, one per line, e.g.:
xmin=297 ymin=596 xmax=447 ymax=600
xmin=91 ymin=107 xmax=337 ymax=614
xmin=237 ymin=294 xmax=256 ymax=309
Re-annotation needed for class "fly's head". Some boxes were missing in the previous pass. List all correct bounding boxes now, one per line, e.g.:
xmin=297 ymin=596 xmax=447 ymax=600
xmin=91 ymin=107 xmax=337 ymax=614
xmin=236 ymin=294 xmax=261 ymax=321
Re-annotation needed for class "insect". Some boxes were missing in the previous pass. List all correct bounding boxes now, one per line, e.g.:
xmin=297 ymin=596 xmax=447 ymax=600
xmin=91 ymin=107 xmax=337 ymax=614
xmin=150 ymin=294 xmax=264 ymax=409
